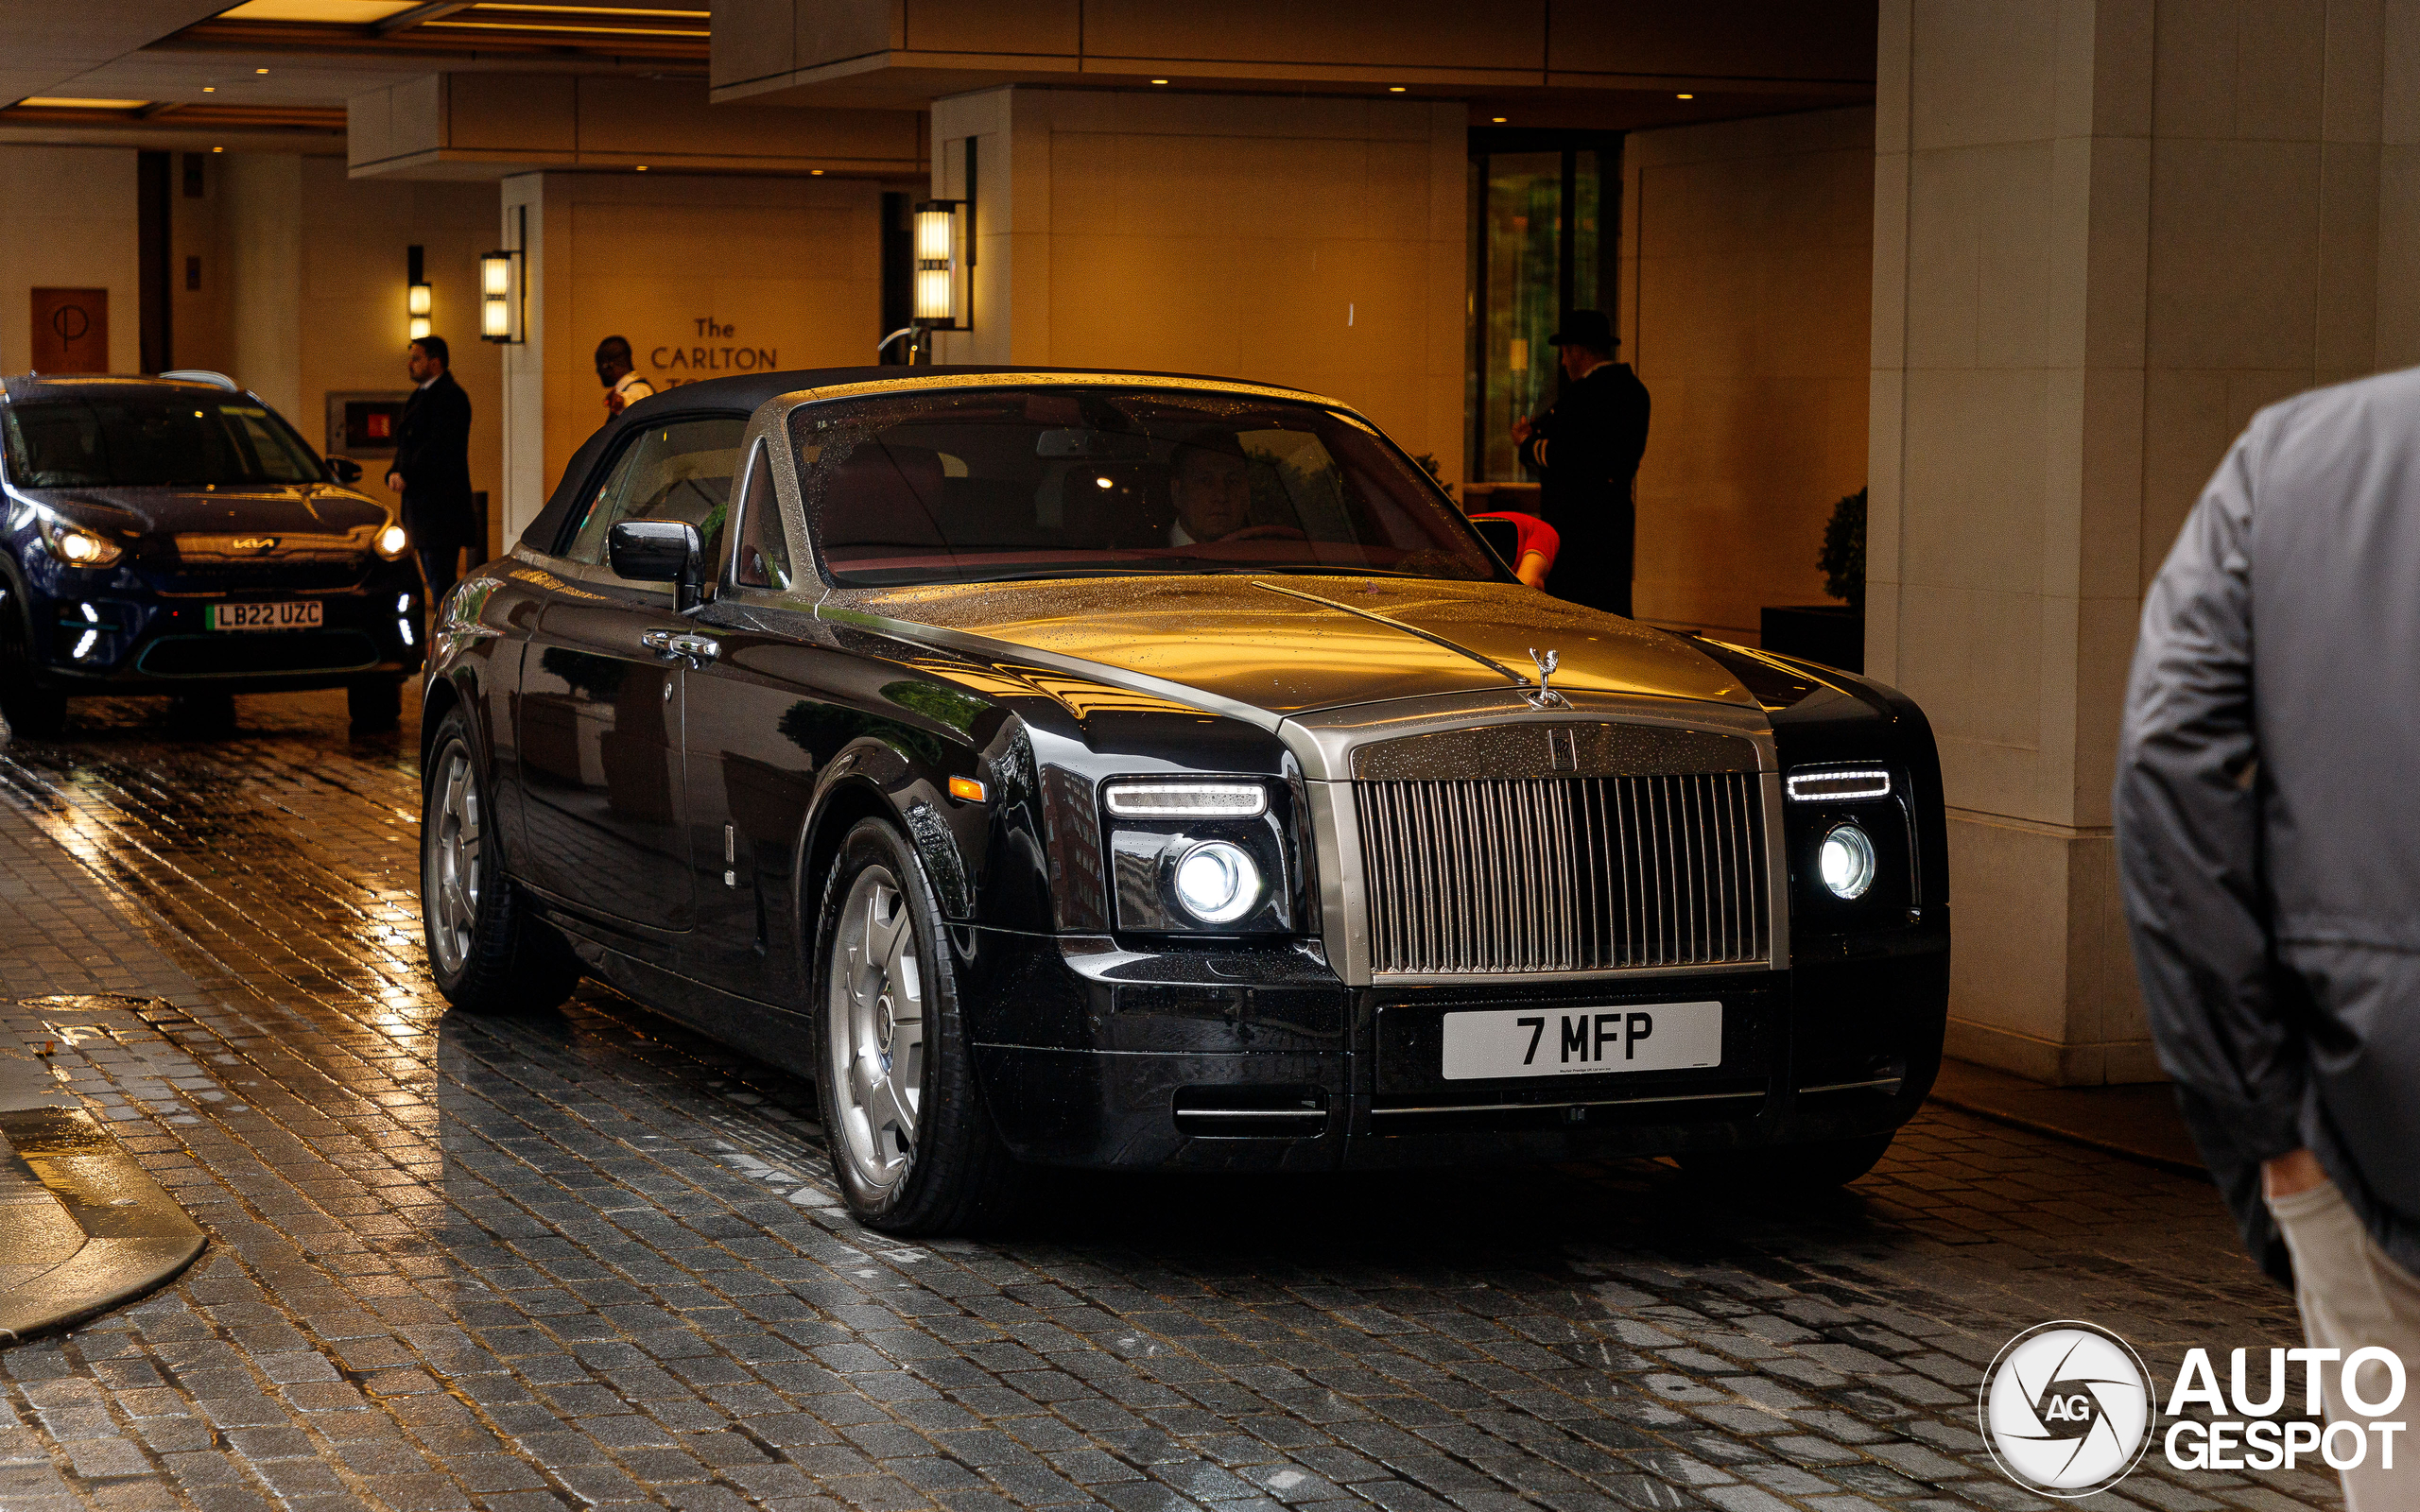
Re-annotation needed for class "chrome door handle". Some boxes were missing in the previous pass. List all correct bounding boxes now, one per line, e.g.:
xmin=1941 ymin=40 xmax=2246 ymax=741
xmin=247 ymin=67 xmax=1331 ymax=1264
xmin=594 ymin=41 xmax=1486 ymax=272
xmin=639 ymin=630 xmax=719 ymax=665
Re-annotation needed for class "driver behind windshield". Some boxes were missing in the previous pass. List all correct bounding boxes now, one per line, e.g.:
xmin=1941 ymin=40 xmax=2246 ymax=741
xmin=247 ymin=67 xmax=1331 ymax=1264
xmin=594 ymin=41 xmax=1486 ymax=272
xmin=1167 ymin=432 xmax=1256 ymax=545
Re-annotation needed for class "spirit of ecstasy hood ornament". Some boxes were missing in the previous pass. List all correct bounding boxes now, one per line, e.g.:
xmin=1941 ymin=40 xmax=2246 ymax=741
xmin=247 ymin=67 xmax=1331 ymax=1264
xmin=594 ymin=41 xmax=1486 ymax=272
xmin=1526 ymin=647 xmax=1569 ymax=709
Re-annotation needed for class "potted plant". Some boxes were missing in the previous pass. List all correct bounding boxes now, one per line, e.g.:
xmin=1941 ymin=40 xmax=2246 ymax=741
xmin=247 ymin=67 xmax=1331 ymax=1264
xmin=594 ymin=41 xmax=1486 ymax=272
xmin=1759 ymin=487 xmax=1864 ymax=672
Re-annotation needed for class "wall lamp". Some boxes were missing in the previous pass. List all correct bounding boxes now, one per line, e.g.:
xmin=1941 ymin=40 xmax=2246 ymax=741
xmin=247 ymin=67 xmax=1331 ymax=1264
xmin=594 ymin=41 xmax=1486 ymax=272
xmin=912 ymin=198 xmax=969 ymax=332
xmin=406 ymin=244 xmax=432 ymax=342
xmin=479 ymin=206 xmax=528 ymax=344
xmin=478 ymin=248 xmax=523 ymax=342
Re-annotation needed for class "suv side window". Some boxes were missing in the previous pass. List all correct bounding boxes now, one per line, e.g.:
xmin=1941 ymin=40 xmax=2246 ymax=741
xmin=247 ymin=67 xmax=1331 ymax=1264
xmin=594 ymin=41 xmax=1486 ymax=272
xmin=731 ymin=440 xmax=793 ymax=591
xmin=562 ymin=416 xmax=749 ymax=571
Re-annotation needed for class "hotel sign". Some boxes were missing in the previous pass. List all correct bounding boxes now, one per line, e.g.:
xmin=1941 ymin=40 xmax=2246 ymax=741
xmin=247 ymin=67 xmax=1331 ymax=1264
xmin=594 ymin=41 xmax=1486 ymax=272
xmin=649 ymin=317 xmax=778 ymax=387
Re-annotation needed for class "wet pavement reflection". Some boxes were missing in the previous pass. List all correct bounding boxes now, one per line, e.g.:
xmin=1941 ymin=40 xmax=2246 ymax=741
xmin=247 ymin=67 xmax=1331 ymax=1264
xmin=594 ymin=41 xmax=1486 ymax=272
xmin=0 ymin=690 xmax=2328 ymax=1512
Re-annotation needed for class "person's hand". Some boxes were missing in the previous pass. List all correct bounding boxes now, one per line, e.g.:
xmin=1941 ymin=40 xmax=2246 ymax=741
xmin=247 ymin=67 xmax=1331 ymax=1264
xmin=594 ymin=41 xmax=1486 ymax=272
xmin=383 ymin=470 xmax=403 ymax=493
xmin=2264 ymin=1147 xmax=2327 ymax=1198
xmin=604 ymin=388 xmax=626 ymax=417
xmin=1512 ymin=417 xmax=1532 ymax=445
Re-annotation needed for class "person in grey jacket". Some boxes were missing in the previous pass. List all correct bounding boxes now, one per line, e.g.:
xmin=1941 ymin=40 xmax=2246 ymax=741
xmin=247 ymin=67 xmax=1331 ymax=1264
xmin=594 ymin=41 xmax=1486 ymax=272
xmin=2118 ymin=367 xmax=2420 ymax=1508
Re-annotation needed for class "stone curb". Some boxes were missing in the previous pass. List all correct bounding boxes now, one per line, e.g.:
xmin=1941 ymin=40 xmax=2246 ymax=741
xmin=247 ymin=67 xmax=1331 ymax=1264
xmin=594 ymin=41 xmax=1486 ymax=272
xmin=1927 ymin=1058 xmax=2208 ymax=1181
xmin=0 ymin=1106 xmax=205 ymax=1345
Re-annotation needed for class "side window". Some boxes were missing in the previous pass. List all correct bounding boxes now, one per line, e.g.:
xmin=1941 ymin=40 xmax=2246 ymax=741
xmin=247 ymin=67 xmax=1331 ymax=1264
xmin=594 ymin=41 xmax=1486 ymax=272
xmin=732 ymin=441 xmax=793 ymax=591
xmin=221 ymin=406 xmax=320 ymax=482
xmin=562 ymin=416 xmax=749 ymax=569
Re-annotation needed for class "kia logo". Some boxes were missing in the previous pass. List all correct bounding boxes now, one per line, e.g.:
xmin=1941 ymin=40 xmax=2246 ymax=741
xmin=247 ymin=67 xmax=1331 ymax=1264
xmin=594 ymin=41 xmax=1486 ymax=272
xmin=231 ymin=537 xmax=276 ymax=552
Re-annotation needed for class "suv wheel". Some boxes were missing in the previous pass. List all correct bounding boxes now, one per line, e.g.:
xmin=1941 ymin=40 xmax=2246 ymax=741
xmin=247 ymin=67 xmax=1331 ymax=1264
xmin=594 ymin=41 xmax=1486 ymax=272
xmin=349 ymin=677 xmax=403 ymax=733
xmin=0 ymin=603 xmax=65 ymax=740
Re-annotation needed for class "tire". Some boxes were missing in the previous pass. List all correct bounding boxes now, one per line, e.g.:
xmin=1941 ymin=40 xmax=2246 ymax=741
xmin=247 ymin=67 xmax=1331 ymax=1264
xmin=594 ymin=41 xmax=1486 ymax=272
xmin=812 ymin=817 xmax=1019 ymax=1234
xmin=0 ymin=603 xmax=65 ymax=741
xmin=421 ymin=706 xmax=579 ymax=1015
xmin=167 ymin=693 xmax=236 ymax=735
xmin=1679 ymin=1132 xmax=1895 ymax=1192
xmin=349 ymin=677 xmax=404 ymax=733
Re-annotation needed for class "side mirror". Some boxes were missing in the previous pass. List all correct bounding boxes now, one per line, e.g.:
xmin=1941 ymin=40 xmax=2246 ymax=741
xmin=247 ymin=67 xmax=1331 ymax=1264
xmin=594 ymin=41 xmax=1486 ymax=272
xmin=608 ymin=519 xmax=704 ymax=610
xmin=327 ymin=455 xmax=364 ymax=485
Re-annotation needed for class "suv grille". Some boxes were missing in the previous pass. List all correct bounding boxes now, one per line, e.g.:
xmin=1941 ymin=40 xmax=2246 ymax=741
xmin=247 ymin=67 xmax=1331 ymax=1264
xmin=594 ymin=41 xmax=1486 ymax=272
xmin=1356 ymin=772 xmax=1770 ymax=975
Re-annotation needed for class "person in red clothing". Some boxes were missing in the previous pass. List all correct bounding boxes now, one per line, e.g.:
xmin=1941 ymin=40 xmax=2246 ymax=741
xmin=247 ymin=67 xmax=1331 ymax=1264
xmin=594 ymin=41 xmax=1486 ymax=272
xmin=1471 ymin=510 xmax=1560 ymax=588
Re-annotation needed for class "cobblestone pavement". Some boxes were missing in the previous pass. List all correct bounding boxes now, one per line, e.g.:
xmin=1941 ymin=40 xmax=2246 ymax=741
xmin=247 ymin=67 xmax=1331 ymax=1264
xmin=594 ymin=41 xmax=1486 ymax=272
xmin=0 ymin=691 xmax=2336 ymax=1512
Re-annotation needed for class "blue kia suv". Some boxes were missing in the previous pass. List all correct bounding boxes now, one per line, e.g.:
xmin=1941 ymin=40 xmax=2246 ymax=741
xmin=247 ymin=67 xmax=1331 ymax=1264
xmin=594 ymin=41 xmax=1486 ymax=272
xmin=0 ymin=372 xmax=428 ymax=736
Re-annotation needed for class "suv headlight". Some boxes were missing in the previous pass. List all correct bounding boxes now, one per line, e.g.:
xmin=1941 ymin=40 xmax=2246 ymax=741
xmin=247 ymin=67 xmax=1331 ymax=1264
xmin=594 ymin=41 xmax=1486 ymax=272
xmin=374 ymin=523 xmax=410 ymax=560
xmin=38 ymin=519 xmax=124 ymax=569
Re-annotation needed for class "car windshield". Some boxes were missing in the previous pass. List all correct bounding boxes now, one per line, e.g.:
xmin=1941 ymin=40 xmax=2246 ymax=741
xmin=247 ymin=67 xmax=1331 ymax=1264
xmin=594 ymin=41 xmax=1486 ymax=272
xmin=1 ymin=395 xmax=326 ymax=488
xmin=789 ymin=387 xmax=1505 ymax=587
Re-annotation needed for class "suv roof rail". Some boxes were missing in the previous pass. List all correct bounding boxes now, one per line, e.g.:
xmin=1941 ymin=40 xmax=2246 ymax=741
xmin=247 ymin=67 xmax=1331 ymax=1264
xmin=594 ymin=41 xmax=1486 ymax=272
xmin=161 ymin=369 xmax=239 ymax=390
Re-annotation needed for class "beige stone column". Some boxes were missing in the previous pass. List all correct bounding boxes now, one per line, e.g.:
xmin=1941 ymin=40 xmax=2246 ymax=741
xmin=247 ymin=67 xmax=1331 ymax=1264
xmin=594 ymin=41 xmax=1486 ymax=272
xmin=926 ymin=86 xmax=1469 ymax=483
xmin=494 ymin=170 xmax=886 ymax=541
xmin=1871 ymin=0 xmax=2407 ymax=1083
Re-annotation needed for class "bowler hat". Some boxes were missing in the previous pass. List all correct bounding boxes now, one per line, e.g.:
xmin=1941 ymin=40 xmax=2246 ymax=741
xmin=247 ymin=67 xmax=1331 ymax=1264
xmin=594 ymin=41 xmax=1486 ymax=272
xmin=1546 ymin=309 xmax=1616 ymax=352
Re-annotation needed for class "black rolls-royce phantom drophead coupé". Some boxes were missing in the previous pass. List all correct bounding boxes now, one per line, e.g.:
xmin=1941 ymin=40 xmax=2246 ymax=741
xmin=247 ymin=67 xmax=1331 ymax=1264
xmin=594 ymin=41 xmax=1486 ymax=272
xmin=419 ymin=367 xmax=1948 ymax=1233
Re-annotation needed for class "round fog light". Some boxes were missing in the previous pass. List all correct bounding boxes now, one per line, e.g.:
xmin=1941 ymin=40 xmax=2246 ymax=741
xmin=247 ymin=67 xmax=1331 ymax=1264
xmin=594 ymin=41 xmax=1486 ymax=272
xmin=1171 ymin=840 xmax=1261 ymax=925
xmin=1818 ymin=822 xmax=1877 ymax=900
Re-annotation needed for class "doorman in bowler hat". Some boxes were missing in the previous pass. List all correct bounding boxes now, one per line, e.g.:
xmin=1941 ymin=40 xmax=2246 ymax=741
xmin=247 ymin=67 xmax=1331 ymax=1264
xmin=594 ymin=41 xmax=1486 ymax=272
xmin=1512 ymin=310 xmax=1651 ymax=617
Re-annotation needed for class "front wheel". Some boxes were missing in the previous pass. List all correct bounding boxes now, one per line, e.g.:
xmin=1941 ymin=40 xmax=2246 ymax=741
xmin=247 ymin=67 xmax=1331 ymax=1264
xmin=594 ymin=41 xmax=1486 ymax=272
xmin=0 ymin=607 xmax=66 ymax=741
xmin=349 ymin=677 xmax=403 ymax=733
xmin=812 ymin=818 xmax=1017 ymax=1234
xmin=422 ymin=707 xmax=579 ymax=1015
xmin=1678 ymin=1133 xmax=1895 ymax=1191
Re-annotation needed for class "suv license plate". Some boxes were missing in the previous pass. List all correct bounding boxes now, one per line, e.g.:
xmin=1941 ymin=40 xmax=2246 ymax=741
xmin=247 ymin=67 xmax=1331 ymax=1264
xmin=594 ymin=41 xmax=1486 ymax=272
xmin=1441 ymin=1002 xmax=1722 ymax=1080
xmin=209 ymin=601 xmax=321 ymax=631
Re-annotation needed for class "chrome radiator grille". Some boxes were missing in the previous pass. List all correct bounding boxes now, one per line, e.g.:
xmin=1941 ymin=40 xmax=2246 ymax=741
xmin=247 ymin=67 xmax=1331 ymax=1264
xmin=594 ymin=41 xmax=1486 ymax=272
xmin=1355 ymin=772 xmax=1770 ymax=975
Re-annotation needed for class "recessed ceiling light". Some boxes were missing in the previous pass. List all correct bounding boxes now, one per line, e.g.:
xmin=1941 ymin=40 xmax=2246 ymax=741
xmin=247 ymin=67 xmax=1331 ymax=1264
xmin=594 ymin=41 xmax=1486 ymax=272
xmin=202 ymin=86 xmax=216 ymax=93
xmin=809 ymin=168 xmax=823 ymax=175
xmin=1676 ymin=92 xmax=1694 ymax=99
xmin=212 ymin=146 xmax=223 ymax=153
xmin=1150 ymin=77 xmax=1168 ymax=85
xmin=1491 ymin=115 xmax=1506 ymax=123
xmin=634 ymin=164 xmax=648 ymax=171
xmin=256 ymin=67 xmax=269 ymax=74
xmin=1388 ymin=86 xmax=1406 ymax=93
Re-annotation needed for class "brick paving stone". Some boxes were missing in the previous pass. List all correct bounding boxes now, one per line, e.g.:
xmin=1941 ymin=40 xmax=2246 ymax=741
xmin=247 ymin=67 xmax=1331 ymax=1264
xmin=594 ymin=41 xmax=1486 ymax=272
xmin=0 ymin=689 xmax=2336 ymax=1512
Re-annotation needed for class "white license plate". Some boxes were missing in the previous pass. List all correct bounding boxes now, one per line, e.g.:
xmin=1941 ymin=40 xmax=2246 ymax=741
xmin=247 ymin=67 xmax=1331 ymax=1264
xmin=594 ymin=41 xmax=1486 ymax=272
xmin=1441 ymin=1001 xmax=1723 ymax=1080
xmin=208 ymin=601 xmax=321 ymax=631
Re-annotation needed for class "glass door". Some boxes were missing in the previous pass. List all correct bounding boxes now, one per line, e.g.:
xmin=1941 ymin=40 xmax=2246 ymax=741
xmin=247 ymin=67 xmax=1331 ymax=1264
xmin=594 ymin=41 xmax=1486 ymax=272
xmin=1467 ymin=137 xmax=1621 ymax=484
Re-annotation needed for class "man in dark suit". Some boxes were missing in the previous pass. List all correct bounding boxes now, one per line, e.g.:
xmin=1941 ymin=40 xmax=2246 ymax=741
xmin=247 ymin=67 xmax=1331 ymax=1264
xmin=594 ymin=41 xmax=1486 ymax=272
xmin=385 ymin=335 xmax=475 ymax=604
xmin=1512 ymin=310 xmax=1651 ymax=617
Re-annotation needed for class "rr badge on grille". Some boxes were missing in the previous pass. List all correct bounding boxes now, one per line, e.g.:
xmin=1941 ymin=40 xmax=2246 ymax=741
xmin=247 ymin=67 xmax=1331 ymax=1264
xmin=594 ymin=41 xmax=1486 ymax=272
xmin=1547 ymin=727 xmax=1580 ymax=772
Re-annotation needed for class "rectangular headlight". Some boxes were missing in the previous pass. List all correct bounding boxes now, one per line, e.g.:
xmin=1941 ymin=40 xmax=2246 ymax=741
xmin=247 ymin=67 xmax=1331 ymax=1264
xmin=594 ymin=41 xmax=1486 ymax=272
xmin=1787 ymin=768 xmax=1892 ymax=802
xmin=1102 ymin=780 xmax=1268 ymax=819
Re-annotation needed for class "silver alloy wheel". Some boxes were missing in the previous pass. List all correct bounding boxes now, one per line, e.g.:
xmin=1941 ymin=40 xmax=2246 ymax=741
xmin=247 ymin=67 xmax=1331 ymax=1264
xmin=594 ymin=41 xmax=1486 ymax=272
xmin=827 ymin=866 xmax=925 ymax=1194
xmin=427 ymin=744 xmax=481 ymax=976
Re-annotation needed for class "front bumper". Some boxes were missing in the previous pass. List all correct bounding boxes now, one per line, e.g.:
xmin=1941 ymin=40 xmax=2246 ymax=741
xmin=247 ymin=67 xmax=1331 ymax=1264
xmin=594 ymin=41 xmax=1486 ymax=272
xmin=959 ymin=918 xmax=1950 ymax=1171
xmin=17 ymin=557 xmax=428 ymax=695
